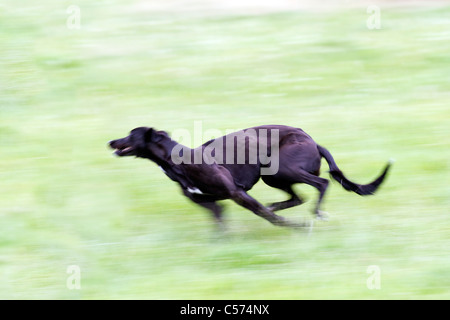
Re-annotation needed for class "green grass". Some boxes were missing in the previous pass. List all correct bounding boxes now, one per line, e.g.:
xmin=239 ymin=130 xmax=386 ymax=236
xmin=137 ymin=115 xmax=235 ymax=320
xmin=0 ymin=1 xmax=449 ymax=299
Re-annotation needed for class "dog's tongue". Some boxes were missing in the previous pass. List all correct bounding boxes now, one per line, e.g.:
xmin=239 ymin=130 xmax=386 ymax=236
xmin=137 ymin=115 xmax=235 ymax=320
xmin=114 ymin=147 xmax=133 ymax=156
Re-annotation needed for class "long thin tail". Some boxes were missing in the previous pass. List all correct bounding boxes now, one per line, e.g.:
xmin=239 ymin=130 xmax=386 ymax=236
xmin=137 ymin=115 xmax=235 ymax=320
xmin=317 ymin=145 xmax=392 ymax=196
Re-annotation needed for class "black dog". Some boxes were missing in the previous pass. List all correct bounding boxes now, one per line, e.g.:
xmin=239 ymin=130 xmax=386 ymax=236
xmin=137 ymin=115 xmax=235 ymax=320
xmin=109 ymin=125 xmax=391 ymax=229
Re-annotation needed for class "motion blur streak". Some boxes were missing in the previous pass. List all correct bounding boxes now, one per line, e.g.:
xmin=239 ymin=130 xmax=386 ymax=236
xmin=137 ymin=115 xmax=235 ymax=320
xmin=0 ymin=0 xmax=449 ymax=299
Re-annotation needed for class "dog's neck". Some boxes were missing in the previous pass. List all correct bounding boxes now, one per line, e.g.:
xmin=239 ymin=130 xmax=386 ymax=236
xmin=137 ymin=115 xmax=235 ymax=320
xmin=160 ymin=139 xmax=189 ymax=167
xmin=141 ymin=138 xmax=194 ymax=189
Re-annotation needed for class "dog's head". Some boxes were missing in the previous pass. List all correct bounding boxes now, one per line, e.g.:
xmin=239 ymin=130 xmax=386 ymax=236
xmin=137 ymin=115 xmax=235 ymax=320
xmin=109 ymin=127 xmax=172 ymax=162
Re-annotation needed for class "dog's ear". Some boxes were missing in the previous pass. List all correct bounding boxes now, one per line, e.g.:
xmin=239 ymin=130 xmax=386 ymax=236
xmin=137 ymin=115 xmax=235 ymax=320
xmin=144 ymin=128 xmax=155 ymax=143
xmin=145 ymin=128 xmax=169 ymax=143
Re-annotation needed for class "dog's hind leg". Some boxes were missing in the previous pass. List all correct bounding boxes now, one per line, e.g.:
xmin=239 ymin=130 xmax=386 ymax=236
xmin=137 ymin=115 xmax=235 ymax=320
xmin=289 ymin=168 xmax=329 ymax=219
xmin=261 ymin=182 xmax=304 ymax=212
xmin=231 ymin=190 xmax=307 ymax=229
xmin=262 ymin=174 xmax=305 ymax=212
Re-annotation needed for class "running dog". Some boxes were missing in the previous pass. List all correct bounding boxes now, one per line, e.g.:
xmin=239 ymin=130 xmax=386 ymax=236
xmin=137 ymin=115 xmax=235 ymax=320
xmin=109 ymin=125 xmax=391 ymax=229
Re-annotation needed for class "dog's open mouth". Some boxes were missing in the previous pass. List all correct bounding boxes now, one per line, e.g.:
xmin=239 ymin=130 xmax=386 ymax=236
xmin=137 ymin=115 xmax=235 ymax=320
xmin=109 ymin=140 xmax=135 ymax=156
xmin=113 ymin=146 xmax=134 ymax=156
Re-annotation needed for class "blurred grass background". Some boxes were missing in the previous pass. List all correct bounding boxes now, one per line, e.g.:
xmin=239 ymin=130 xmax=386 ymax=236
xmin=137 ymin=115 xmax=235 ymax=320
xmin=0 ymin=0 xmax=449 ymax=299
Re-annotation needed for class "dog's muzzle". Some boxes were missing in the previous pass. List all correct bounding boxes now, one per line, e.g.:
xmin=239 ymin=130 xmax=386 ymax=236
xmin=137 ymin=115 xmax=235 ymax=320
xmin=109 ymin=140 xmax=135 ymax=156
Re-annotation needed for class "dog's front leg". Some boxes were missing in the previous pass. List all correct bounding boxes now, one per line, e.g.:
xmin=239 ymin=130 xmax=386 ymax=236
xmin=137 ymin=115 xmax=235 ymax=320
xmin=197 ymin=201 xmax=225 ymax=231
xmin=231 ymin=190 xmax=307 ymax=229
xmin=182 ymin=188 xmax=225 ymax=230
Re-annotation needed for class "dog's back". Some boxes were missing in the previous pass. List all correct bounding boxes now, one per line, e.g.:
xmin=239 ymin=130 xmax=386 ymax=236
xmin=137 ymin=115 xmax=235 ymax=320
xmin=195 ymin=125 xmax=315 ymax=190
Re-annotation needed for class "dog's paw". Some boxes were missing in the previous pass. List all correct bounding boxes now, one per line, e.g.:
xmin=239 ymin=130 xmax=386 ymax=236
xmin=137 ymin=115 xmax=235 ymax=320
xmin=315 ymin=211 xmax=329 ymax=221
